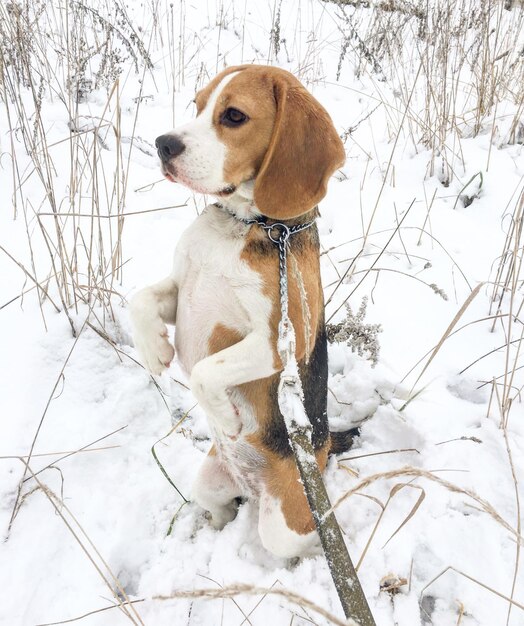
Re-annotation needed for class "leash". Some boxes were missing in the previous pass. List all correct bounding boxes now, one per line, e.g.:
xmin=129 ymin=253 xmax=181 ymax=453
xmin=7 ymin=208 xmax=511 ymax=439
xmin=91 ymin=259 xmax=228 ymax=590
xmin=238 ymin=215 xmax=316 ymax=430
xmin=226 ymin=205 xmax=376 ymax=625
xmin=239 ymin=216 xmax=315 ymax=357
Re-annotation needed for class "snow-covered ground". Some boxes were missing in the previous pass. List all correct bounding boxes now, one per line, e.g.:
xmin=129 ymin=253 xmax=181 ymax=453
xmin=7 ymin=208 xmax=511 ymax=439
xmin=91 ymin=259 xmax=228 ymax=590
xmin=1 ymin=1 xmax=524 ymax=625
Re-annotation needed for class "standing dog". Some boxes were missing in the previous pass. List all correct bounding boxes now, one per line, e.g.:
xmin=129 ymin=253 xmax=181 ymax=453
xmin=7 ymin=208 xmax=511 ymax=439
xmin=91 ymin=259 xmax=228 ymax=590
xmin=130 ymin=65 xmax=349 ymax=558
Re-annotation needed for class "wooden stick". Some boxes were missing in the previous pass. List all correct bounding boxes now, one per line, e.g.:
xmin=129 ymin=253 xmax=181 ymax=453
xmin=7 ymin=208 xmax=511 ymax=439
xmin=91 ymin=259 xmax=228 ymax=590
xmin=290 ymin=425 xmax=375 ymax=624
xmin=278 ymin=367 xmax=375 ymax=625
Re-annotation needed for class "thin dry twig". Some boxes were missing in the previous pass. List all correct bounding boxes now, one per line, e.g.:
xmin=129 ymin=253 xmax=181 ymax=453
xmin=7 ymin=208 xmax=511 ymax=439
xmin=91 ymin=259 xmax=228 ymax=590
xmin=154 ymin=584 xmax=359 ymax=626
xmin=331 ymin=466 xmax=522 ymax=546
xmin=356 ymin=482 xmax=425 ymax=571
xmin=420 ymin=566 xmax=524 ymax=613
xmin=35 ymin=599 xmax=145 ymax=626
xmin=21 ymin=425 xmax=127 ymax=483
xmin=406 ymin=282 xmax=484 ymax=393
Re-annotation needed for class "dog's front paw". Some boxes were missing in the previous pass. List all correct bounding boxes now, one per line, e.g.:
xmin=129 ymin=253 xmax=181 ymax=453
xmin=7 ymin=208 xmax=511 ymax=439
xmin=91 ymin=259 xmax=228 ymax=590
xmin=132 ymin=317 xmax=175 ymax=375
xmin=190 ymin=361 xmax=241 ymax=437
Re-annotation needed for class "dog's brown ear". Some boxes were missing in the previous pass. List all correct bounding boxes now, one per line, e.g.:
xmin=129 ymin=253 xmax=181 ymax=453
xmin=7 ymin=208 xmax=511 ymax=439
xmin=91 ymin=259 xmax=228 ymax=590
xmin=254 ymin=72 xmax=345 ymax=219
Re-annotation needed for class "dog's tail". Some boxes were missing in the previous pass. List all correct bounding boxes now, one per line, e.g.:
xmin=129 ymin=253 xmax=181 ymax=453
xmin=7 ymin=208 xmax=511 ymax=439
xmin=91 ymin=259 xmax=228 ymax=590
xmin=329 ymin=427 xmax=360 ymax=456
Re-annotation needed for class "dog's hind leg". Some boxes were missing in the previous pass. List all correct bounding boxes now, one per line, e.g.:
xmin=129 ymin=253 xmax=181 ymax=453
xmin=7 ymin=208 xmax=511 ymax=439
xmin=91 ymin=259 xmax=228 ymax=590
xmin=257 ymin=448 xmax=329 ymax=559
xmin=192 ymin=446 xmax=241 ymax=529
xmin=257 ymin=487 xmax=319 ymax=559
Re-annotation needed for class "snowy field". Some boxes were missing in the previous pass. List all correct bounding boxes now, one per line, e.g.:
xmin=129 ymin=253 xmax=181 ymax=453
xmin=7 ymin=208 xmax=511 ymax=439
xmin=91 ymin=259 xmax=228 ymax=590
xmin=1 ymin=1 xmax=524 ymax=625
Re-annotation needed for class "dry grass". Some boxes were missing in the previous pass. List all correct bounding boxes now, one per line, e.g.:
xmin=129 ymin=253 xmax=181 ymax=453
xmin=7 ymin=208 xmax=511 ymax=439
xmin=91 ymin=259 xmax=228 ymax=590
xmin=331 ymin=465 xmax=523 ymax=545
xmin=329 ymin=0 xmax=524 ymax=187
xmin=0 ymin=0 xmax=160 ymax=333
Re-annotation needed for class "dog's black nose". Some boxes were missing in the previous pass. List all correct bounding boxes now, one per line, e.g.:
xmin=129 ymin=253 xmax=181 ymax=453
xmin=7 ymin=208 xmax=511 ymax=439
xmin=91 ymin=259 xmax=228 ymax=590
xmin=155 ymin=134 xmax=185 ymax=161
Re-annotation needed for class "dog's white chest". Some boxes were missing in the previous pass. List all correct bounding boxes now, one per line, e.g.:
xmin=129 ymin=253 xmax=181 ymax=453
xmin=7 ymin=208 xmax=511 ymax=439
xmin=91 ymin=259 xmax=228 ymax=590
xmin=173 ymin=207 xmax=264 ymax=374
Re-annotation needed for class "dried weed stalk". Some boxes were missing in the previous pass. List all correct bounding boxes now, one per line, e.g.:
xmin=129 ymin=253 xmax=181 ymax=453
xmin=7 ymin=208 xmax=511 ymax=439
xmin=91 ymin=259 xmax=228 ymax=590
xmin=327 ymin=296 xmax=382 ymax=366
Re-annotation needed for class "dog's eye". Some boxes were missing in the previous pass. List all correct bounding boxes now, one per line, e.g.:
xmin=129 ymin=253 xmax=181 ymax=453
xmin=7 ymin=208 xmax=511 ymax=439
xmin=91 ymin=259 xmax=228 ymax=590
xmin=221 ymin=107 xmax=248 ymax=127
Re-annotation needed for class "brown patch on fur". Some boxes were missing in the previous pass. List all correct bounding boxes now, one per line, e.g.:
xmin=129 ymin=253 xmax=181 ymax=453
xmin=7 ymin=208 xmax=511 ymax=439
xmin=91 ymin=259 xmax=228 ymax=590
xmin=262 ymin=441 xmax=329 ymax=534
xmin=239 ymin=375 xmax=275 ymax=429
xmin=207 ymin=322 xmax=244 ymax=355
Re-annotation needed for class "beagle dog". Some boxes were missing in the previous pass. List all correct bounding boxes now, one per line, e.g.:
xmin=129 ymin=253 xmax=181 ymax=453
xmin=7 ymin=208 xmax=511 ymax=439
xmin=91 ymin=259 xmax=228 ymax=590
xmin=130 ymin=65 xmax=351 ymax=558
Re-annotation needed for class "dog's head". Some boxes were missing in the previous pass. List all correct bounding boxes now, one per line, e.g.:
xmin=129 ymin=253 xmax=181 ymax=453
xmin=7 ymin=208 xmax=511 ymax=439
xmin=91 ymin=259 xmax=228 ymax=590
xmin=155 ymin=65 xmax=345 ymax=219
